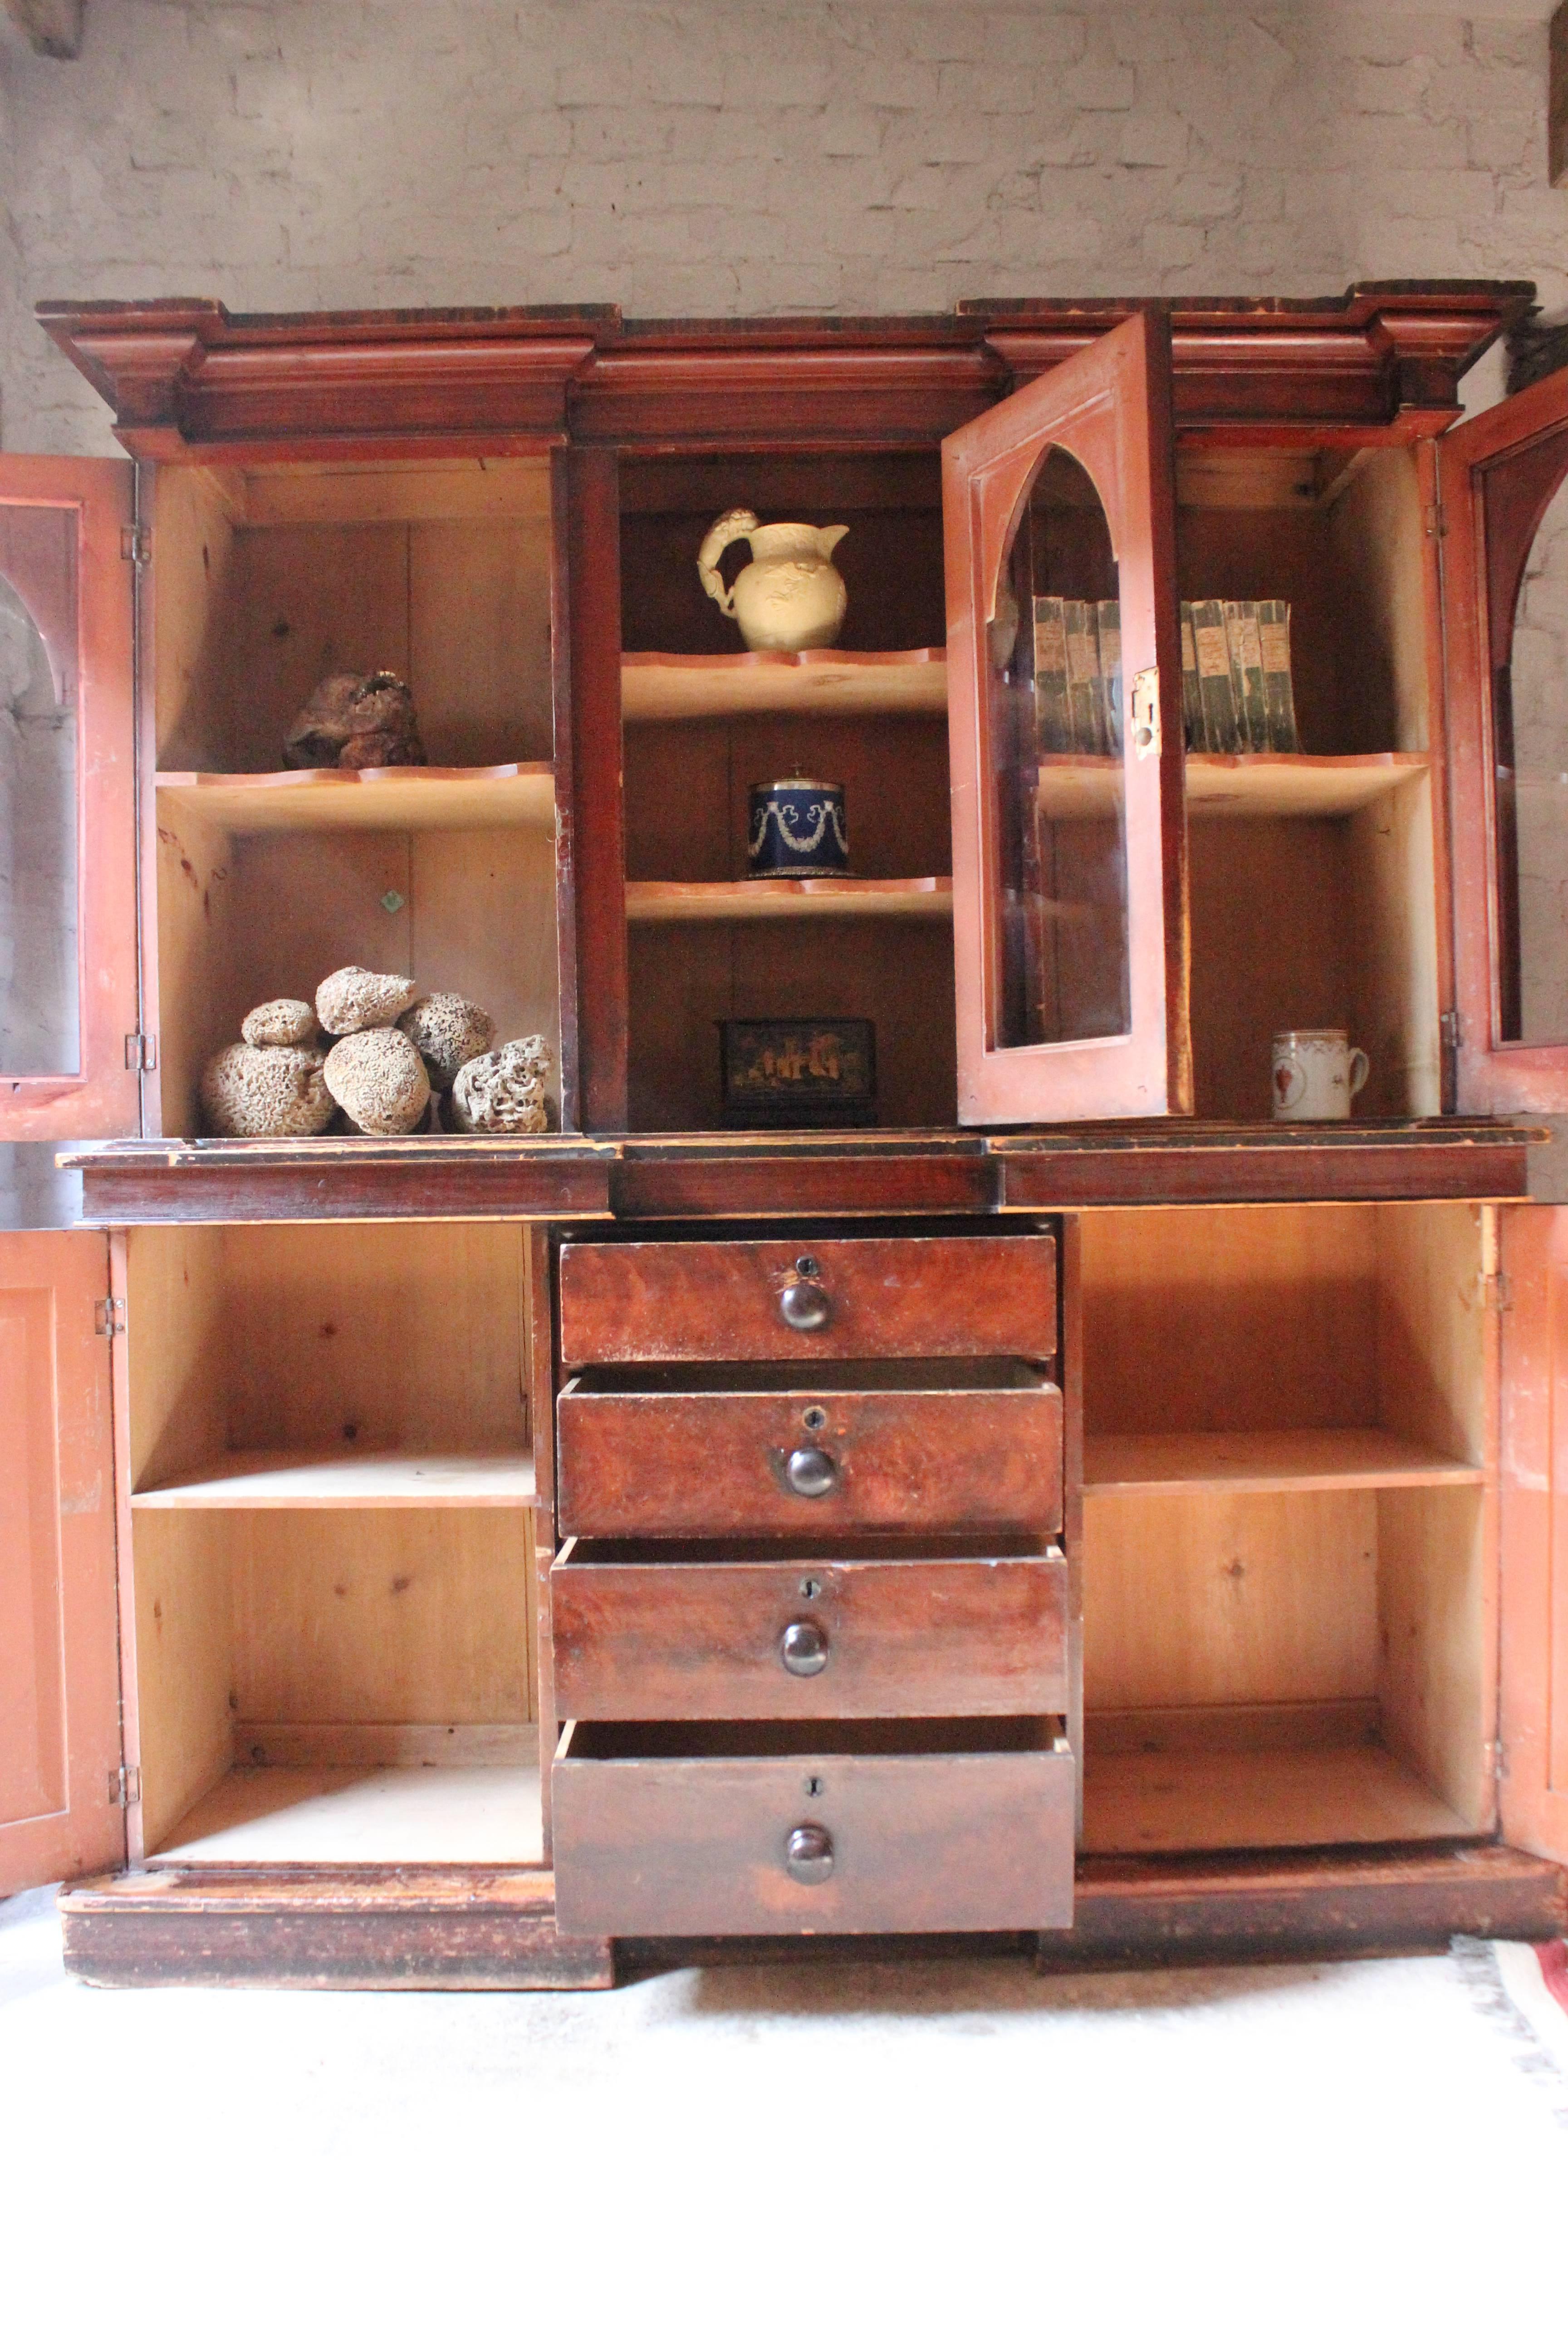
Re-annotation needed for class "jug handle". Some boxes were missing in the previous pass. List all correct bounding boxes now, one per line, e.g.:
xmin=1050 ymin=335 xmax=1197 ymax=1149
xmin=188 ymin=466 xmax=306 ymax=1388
xmin=697 ymin=508 xmax=759 ymax=617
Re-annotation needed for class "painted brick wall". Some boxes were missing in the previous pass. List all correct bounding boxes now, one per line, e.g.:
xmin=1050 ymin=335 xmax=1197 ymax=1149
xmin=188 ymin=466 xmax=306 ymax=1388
xmin=0 ymin=1 xmax=1563 ymax=454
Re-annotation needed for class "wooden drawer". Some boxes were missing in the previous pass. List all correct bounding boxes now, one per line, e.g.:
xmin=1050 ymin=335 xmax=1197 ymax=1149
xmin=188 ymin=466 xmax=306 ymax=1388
xmin=554 ymin=1363 xmax=1063 ymax=1540
xmin=551 ymin=1540 xmax=1069 ymax=1719
xmin=557 ymin=1234 xmax=1057 ymax=1365
xmin=552 ymin=1718 xmax=1075 ymax=1935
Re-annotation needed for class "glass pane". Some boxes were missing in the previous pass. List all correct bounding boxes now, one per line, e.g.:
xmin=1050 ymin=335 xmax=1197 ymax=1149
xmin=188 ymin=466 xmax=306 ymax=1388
xmin=990 ymin=446 xmax=1127 ymax=1051
xmin=1493 ymin=438 xmax=1568 ymax=1044
xmin=0 ymin=513 xmax=79 ymax=1077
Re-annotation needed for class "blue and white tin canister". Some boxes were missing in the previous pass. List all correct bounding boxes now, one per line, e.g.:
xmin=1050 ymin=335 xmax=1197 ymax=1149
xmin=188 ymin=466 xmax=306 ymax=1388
xmin=747 ymin=773 xmax=849 ymax=879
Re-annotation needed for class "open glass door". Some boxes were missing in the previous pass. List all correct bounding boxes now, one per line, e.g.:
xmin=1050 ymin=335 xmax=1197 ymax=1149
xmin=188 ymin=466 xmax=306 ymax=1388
xmin=1443 ymin=368 xmax=1568 ymax=1114
xmin=0 ymin=457 xmax=138 ymax=1140
xmin=943 ymin=309 xmax=1188 ymax=1125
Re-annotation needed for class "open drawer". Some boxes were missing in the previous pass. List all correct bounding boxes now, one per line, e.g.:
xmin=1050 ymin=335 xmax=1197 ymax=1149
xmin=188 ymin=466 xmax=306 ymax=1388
xmin=552 ymin=1716 xmax=1076 ymax=1935
xmin=554 ymin=1360 xmax=1064 ymax=1540
xmin=551 ymin=1539 xmax=1069 ymax=1719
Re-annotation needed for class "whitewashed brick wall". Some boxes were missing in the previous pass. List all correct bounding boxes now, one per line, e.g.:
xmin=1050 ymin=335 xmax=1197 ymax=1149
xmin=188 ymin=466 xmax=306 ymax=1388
xmin=0 ymin=2 xmax=1564 ymax=453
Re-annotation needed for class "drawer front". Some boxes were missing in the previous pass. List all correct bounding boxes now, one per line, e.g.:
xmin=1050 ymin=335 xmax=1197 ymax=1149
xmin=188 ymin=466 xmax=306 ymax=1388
xmin=553 ymin=1737 xmax=1075 ymax=1935
xmin=555 ymin=1382 xmax=1063 ymax=1540
xmin=557 ymin=1235 xmax=1058 ymax=1365
xmin=552 ymin=1551 xmax=1069 ymax=1720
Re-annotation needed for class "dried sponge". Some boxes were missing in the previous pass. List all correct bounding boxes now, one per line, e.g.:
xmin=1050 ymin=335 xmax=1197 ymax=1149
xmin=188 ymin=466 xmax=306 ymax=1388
xmin=398 ymin=993 xmax=495 ymax=1090
xmin=200 ymin=1042 xmax=333 ymax=1138
xmin=323 ymin=1027 xmax=431 ymax=1136
xmin=316 ymin=965 xmax=419 ymax=1037
xmin=241 ymin=997 xmax=319 ymax=1049
xmin=450 ymin=1035 xmax=552 ymax=1134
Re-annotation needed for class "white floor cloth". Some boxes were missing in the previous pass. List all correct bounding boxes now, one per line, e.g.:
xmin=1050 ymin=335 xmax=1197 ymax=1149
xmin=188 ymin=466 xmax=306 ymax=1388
xmin=2 ymin=1884 xmax=1565 ymax=2352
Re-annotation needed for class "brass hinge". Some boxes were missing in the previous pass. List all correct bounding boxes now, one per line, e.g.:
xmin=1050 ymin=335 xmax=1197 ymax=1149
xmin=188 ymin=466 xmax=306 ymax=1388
xmin=1483 ymin=1272 xmax=1512 ymax=1314
xmin=1491 ymin=1740 xmax=1509 ymax=1783
xmin=1425 ymin=498 xmax=1447 ymax=540
xmin=107 ymin=1765 xmax=141 ymax=1807
xmin=94 ymin=1297 xmax=126 ymax=1338
xmin=1440 ymin=1009 xmax=1461 ymax=1051
xmin=125 ymin=1031 xmax=158 ymax=1071
xmin=119 ymin=524 xmax=151 ymax=565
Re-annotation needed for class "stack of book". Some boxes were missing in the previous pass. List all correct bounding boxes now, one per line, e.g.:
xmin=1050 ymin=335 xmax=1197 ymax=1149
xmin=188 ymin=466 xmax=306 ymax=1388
xmin=1033 ymin=597 xmax=1300 ymax=756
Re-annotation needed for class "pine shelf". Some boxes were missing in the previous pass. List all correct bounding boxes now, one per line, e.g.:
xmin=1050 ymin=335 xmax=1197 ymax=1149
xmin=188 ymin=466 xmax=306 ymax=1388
xmin=155 ymin=763 xmax=556 ymax=834
xmin=625 ymin=875 xmax=953 ymax=923
xmin=621 ymin=647 xmax=948 ymax=721
xmin=1083 ymin=1428 xmax=1482 ymax=1498
xmin=131 ymin=1448 xmax=538 ymax=1509
xmin=1036 ymin=750 xmax=1431 ymax=820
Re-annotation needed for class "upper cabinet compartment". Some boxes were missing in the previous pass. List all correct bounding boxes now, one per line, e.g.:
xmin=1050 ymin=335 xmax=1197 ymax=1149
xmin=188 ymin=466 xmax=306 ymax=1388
xmin=0 ymin=457 xmax=138 ymax=1142
xmin=1176 ymin=443 xmax=1441 ymax=1121
xmin=148 ymin=459 xmax=563 ymax=1139
xmin=1444 ymin=367 xmax=1568 ymax=1114
xmin=619 ymin=454 xmax=958 ymax=1133
xmin=154 ymin=458 xmax=554 ymax=774
xmin=943 ymin=309 xmax=1186 ymax=1127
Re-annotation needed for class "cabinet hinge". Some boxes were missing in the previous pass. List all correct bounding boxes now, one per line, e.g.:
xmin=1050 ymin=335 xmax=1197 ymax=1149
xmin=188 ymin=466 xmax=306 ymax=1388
xmin=125 ymin=1031 xmax=158 ymax=1071
xmin=107 ymin=1765 xmax=141 ymax=1807
xmin=1483 ymin=1272 xmax=1512 ymax=1314
xmin=120 ymin=524 xmax=151 ymax=566
xmin=1440 ymin=1009 xmax=1461 ymax=1051
xmin=94 ymin=1297 xmax=126 ymax=1338
xmin=1491 ymin=1740 xmax=1509 ymax=1783
xmin=1425 ymin=497 xmax=1447 ymax=540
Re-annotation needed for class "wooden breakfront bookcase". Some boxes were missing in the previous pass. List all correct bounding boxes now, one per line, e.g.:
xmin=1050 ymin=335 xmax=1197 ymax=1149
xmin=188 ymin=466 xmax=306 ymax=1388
xmin=6 ymin=284 xmax=1568 ymax=1986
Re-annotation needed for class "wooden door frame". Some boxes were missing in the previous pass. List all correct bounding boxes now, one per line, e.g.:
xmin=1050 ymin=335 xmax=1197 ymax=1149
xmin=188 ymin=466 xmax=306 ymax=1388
xmin=944 ymin=308 xmax=1189 ymax=1126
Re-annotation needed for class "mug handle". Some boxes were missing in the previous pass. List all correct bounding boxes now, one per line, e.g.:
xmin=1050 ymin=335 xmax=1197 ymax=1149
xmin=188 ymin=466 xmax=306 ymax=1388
xmin=1348 ymin=1047 xmax=1370 ymax=1101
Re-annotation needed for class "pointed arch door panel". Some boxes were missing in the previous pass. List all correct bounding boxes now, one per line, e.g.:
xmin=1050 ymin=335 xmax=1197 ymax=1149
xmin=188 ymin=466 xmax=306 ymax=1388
xmin=0 ymin=457 xmax=138 ymax=1141
xmin=942 ymin=310 xmax=1188 ymax=1126
xmin=1443 ymin=370 xmax=1568 ymax=1113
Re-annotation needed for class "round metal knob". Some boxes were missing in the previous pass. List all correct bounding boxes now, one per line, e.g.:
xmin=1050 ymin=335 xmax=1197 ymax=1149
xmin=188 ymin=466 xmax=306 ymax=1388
xmin=779 ymin=1279 xmax=831 ymax=1332
xmin=785 ymin=1823 xmax=834 ymax=1884
xmin=780 ymin=1619 xmax=829 ymax=1677
xmin=785 ymin=1445 xmax=838 ymax=1498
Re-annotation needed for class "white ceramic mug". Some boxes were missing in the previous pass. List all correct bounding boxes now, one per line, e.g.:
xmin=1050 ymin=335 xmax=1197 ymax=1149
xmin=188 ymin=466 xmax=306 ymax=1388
xmin=1271 ymin=1028 xmax=1369 ymax=1121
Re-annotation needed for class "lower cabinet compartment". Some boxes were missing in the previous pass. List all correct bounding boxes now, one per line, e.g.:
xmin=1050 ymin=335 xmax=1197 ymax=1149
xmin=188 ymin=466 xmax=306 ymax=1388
xmin=552 ymin=1716 xmax=1075 ymax=1935
xmin=550 ymin=1540 xmax=1069 ymax=1719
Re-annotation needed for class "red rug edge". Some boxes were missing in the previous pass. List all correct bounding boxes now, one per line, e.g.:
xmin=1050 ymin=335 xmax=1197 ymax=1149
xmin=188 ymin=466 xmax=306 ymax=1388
xmin=1535 ymin=1938 xmax=1568 ymax=2019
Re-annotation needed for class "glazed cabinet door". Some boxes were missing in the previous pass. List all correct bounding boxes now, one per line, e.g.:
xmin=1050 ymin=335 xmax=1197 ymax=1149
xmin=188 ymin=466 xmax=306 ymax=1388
xmin=0 ymin=457 xmax=138 ymax=1141
xmin=942 ymin=309 xmax=1188 ymax=1124
xmin=1441 ymin=370 xmax=1568 ymax=1113
xmin=0 ymin=1231 xmax=125 ymax=1896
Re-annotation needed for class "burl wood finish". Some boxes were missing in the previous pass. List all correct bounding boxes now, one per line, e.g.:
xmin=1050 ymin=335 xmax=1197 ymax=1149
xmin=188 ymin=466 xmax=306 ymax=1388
xmin=555 ymin=1373 xmax=1063 ymax=1540
xmin=553 ymin=1726 xmax=1075 ymax=1935
xmin=558 ymin=1234 xmax=1058 ymax=1365
xmin=551 ymin=1548 xmax=1069 ymax=1720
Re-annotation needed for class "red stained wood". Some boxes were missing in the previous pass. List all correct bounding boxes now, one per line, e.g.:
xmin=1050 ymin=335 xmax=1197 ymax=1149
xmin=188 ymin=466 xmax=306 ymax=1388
xmin=553 ymin=1720 xmax=1074 ymax=1934
xmin=1053 ymin=1843 xmax=1566 ymax=1967
xmin=1442 ymin=368 xmax=1568 ymax=1113
xmin=58 ymin=1865 xmax=614 ymax=1990
xmin=551 ymin=1547 xmax=1068 ymax=1720
xmin=0 ymin=457 xmax=139 ymax=1140
xmin=65 ymin=1140 xmax=616 ymax=1224
xmin=611 ymin=1152 xmax=995 ymax=1218
xmin=945 ymin=309 xmax=1187 ymax=1125
xmin=561 ymin=446 xmax=628 ymax=1129
xmin=0 ymin=1232 xmax=126 ymax=1896
xmin=558 ymin=1233 xmax=1057 ymax=1365
xmin=997 ymin=1129 xmax=1530 ymax=1206
xmin=555 ymin=1371 xmax=1063 ymax=1540
xmin=1498 ymin=1205 xmax=1568 ymax=1863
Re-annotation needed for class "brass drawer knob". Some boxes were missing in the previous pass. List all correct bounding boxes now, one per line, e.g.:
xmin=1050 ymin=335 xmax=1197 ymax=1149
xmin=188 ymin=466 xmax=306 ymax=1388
xmin=780 ymin=1618 xmax=829 ymax=1676
xmin=785 ymin=1444 xmax=838 ymax=1498
xmin=779 ymin=1279 xmax=831 ymax=1332
xmin=785 ymin=1823 xmax=834 ymax=1883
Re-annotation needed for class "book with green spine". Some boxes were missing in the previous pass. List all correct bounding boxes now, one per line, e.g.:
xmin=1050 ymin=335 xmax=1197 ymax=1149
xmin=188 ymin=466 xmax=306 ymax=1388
xmin=1227 ymin=600 xmax=1269 ymax=753
xmin=1180 ymin=603 xmax=1204 ymax=749
xmin=1191 ymin=598 xmax=1240 ymax=754
xmin=1064 ymin=599 xmax=1107 ymax=755
xmin=1096 ymin=598 xmax=1123 ymax=758
xmin=1032 ymin=596 xmax=1072 ymax=754
xmin=1258 ymin=599 xmax=1300 ymax=750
